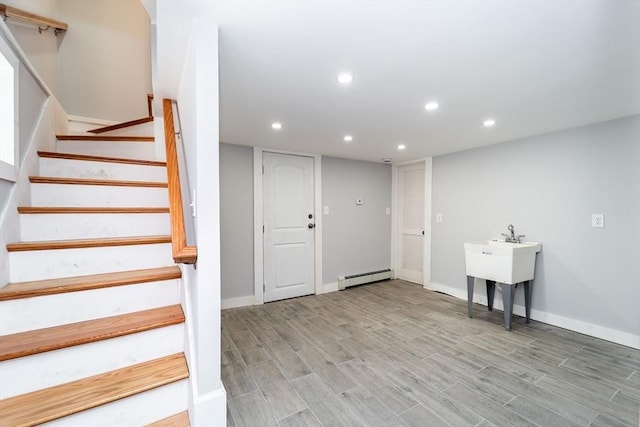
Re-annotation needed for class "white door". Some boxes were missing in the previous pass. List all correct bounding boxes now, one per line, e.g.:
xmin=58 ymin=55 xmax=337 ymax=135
xmin=397 ymin=163 xmax=424 ymax=284
xmin=263 ymin=152 xmax=315 ymax=302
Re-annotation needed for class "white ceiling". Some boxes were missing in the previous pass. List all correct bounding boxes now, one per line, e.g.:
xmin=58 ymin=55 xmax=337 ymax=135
xmin=213 ymin=1 xmax=640 ymax=163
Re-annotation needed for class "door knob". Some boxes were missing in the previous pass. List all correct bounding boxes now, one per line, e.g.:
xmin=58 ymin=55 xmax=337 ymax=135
xmin=308 ymin=223 xmax=315 ymax=229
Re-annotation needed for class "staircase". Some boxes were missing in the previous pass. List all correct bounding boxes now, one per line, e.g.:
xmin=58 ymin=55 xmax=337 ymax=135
xmin=0 ymin=122 xmax=191 ymax=426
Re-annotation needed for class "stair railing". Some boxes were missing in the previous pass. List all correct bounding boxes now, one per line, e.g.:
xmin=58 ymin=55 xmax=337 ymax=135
xmin=162 ymin=98 xmax=197 ymax=264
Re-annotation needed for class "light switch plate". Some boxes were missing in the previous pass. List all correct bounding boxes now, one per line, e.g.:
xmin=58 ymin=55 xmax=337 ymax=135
xmin=323 ymin=206 xmax=330 ymax=215
xmin=592 ymin=213 xmax=604 ymax=228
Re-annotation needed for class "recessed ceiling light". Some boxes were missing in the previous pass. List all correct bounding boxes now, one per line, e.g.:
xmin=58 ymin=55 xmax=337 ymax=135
xmin=483 ymin=119 xmax=496 ymax=127
xmin=397 ymin=144 xmax=406 ymax=150
xmin=424 ymin=101 xmax=439 ymax=111
xmin=343 ymin=135 xmax=353 ymax=142
xmin=337 ymin=73 xmax=353 ymax=85
xmin=271 ymin=122 xmax=282 ymax=130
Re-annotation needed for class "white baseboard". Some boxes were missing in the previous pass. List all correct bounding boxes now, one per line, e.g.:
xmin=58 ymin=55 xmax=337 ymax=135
xmin=191 ymin=386 xmax=227 ymax=427
xmin=318 ymin=282 xmax=339 ymax=295
xmin=222 ymin=283 xmax=339 ymax=308
xmin=426 ymin=281 xmax=640 ymax=350
xmin=221 ymin=295 xmax=261 ymax=309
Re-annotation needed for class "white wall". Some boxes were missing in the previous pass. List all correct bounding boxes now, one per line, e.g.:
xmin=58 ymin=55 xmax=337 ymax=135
xmin=219 ymin=143 xmax=254 ymax=300
xmin=0 ymin=0 xmax=59 ymax=94
xmin=56 ymin=0 xmax=152 ymax=121
xmin=431 ymin=115 xmax=640 ymax=348
xmin=322 ymin=156 xmax=392 ymax=285
xmin=155 ymin=2 xmax=225 ymax=424
xmin=1 ymin=0 xmax=151 ymax=122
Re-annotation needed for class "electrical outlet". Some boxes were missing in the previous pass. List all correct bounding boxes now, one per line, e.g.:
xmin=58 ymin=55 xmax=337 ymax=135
xmin=435 ymin=213 xmax=443 ymax=223
xmin=386 ymin=207 xmax=391 ymax=215
xmin=592 ymin=213 xmax=604 ymax=228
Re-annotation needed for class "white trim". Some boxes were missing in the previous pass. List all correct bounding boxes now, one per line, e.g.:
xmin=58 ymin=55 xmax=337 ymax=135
xmin=253 ymin=147 xmax=264 ymax=304
xmin=423 ymin=157 xmax=433 ymax=284
xmin=314 ymin=155 xmax=323 ymax=297
xmin=67 ymin=115 xmax=117 ymax=126
xmin=0 ymin=161 xmax=16 ymax=182
xmin=426 ymin=281 xmax=640 ymax=350
xmin=317 ymin=281 xmax=339 ymax=295
xmin=390 ymin=166 xmax=398 ymax=273
xmin=253 ymin=147 xmax=323 ymax=304
xmin=221 ymin=295 xmax=261 ymax=310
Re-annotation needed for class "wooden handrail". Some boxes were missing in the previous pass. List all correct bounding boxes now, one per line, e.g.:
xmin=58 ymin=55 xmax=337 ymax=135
xmin=147 ymin=94 xmax=154 ymax=117
xmin=0 ymin=4 xmax=68 ymax=35
xmin=163 ymin=99 xmax=197 ymax=264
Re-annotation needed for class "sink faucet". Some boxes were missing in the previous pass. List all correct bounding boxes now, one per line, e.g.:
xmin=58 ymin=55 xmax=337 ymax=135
xmin=502 ymin=224 xmax=525 ymax=243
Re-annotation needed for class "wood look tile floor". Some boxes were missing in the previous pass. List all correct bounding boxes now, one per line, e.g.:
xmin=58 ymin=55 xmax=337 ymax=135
xmin=222 ymin=280 xmax=640 ymax=427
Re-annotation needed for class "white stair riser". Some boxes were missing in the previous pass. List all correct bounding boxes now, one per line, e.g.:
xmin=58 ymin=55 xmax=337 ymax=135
xmin=9 ymin=243 xmax=174 ymax=283
xmin=39 ymin=157 xmax=167 ymax=182
xmin=0 ymin=279 xmax=180 ymax=335
xmin=41 ymin=379 xmax=188 ymax=427
xmin=31 ymin=183 xmax=169 ymax=207
xmin=0 ymin=324 xmax=184 ymax=399
xmin=20 ymin=213 xmax=170 ymax=241
xmin=98 ymin=122 xmax=155 ymax=136
xmin=56 ymin=141 xmax=160 ymax=161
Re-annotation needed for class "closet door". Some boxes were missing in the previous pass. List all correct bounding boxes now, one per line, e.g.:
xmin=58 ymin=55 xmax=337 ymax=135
xmin=397 ymin=163 xmax=424 ymax=284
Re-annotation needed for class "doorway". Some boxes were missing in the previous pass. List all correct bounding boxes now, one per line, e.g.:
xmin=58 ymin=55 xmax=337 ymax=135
xmin=396 ymin=163 xmax=425 ymax=284
xmin=262 ymin=152 xmax=316 ymax=302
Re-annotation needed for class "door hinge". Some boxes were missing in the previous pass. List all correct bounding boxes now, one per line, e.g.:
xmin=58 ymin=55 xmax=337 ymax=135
xmin=262 ymin=166 xmax=264 ymax=175
xmin=263 ymin=225 xmax=265 ymax=233
xmin=263 ymin=283 xmax=265 ymax=292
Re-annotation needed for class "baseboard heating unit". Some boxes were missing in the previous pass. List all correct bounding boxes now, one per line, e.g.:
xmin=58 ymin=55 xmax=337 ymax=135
xmin=338 ymin=269 xmax=393 ymax=290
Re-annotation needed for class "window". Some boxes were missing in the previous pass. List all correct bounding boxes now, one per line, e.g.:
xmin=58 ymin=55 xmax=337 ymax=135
xmin=0 ymin=34 xmax=18 ymax=182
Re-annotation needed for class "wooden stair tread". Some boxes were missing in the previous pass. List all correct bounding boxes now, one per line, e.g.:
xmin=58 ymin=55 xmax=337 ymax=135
xmin=18 ymin=206 xmax=170 ymax=214
xmin=56 ymin=135 xmax=154 ymax=142
xmin=0 ymin=266 xmax=181 ymax=301
xmin=38 ymin=150 xmax=166 ymax=167
xmin=29 ymin=176 xmax=167 ymax=188
xmin=7 ymin=235 xmax=172 ymax=252
xmin=0 ymin=353 xmax=189 ymax=426
xmin=147 ymin=411 xmax=190 ymax=427
xmin=88 ymin=116 xmax=154 ymax=134
xmin=0 ymin=305 xmax=184 ymax=361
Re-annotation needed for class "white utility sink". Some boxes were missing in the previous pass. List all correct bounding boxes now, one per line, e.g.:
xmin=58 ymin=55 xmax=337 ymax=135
xmin=464 ymin=240 xmax=542 ymax=285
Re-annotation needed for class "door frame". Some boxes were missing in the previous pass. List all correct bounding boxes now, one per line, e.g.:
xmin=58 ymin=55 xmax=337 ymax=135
xmin=253 ymin=147 xmax=323 ymax=304
xmin=391 ymin=158 xmax=432 ymax=287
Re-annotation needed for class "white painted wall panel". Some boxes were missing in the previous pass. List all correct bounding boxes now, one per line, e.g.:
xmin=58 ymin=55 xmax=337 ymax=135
xmin=20 ymin=212 xmax=170 ymax=241
xmin=56 ymin=141 xmax=159 ymax=161
xmin=9 ymin=243 xmax=174 ymax=282
xmin=41 ymin=380 xmax=188 ymax=427
xmin=30 ymin=183 xmax=168 ymax=207
xmin=0 ymin=279 xmax=180 ymax=335
xmin=39 ymin=158 xmax=166 ymax=182
xmin=0 ymin=324 xmax=184 ymax=399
